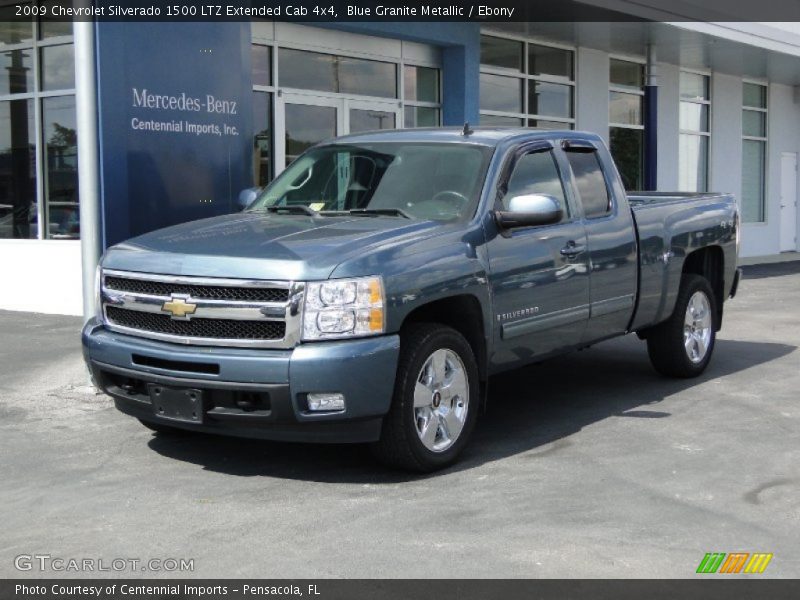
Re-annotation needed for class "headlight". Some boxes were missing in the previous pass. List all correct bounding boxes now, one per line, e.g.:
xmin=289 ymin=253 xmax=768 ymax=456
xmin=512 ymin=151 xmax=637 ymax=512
xmin=302 ymin=276 xmax=385 ymax=340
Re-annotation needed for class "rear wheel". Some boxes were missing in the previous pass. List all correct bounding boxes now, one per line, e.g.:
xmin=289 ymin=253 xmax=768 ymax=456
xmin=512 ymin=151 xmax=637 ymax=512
xmin=372 ymin=323 xmax=479 ymax=472
xmin=646 ymin=274 xmax=717 ymax=378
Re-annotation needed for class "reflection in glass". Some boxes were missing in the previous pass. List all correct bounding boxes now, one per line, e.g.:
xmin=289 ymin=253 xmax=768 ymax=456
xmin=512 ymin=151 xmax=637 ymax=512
xmin=404 ymin=66 xmax=439 ymax=103
xmin=610 ymin=127 xmax=643 ymax=191
xmin=610 ymin=59 xmax=643 ymax=89
xmin=565 ymin=151 xmax=611 ymax=218
xmin=0 ymin=11 xmax=33 ymax=46
xmin=0 ymin=49 xmax=33 ymax=95
xmin=480 ymin=114 xmax=522 ymax=126
xmin=43 ymin=95 xmax=78 ymax=238
xmin=39 ymin=1 xmax=73 ymax=39
xmin=252 ymin=91 xmax=272 ymax=186
xmin=350 ymin=109 xmax=395 ymax=133
xmin=609 ymin=91 xmax=642 ymax=125
xmin=529 ymin=119 xmax=572 ymax=130
xmin=742 ymin=139 xmax=766 ymax=222
xmin=284 ymin=103 xmax=336 ymax=167
xmin=679 ymin=102 xmax=708 ymax=132
xmin=480 ymin=35 xmax=522 ymax=71
xmin=251 ymin=44 xmax=271 ymax=87
xmin=479 ymin=73 xmax=522 ymax=113
xmin=742 ymin=110 xmax=766 ymax=138
xmin=278 ymin=49 xmax=396 ymax=98
xmin=679 ymin=134 xmax=708 ymax=192
xmin=405 ymin=106 xmax=439 ymax=128
xmin=506 ymin=151 xmax=568 ymax=216
xmin=528 ymin=81 xmax=572 ymax=118
xmin=743 ymin=83 xmax=766 ymax=109
xmin=528 ymin=44 xmax=573 ymax=80
xmin=0 ymin=99 xmax=36 ymax=239
xmin=41 ymin=43 xmax=74 ymax=90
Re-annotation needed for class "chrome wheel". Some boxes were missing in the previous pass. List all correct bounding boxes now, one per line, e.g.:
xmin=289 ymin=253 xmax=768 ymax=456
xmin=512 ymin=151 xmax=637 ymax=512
xmin=684 ymin=291 xmax=712 ymax=364
xmin=413 ymin=349 xmax=469 ymax=453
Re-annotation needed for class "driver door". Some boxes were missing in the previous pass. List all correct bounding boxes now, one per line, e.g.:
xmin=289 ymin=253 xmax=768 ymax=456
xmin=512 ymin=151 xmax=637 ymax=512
xmin=487 ymin=144 xmax=591 ymax=370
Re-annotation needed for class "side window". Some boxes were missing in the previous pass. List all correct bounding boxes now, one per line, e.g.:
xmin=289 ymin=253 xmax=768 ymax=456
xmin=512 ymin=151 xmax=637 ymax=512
xmin=564 ymin=151 xmax=612 ymax=218
xmin=505 ymin=150 xmax=569 ymax=219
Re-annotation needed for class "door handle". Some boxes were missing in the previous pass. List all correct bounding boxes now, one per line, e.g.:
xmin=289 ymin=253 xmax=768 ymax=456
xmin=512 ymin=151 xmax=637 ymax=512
xmin=560 ymin=241 xmax=586 ymax=257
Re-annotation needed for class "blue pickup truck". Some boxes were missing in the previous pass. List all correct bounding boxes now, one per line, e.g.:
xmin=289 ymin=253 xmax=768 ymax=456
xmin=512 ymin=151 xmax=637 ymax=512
xmin=82 ymin=128 xmax=740 ymax=471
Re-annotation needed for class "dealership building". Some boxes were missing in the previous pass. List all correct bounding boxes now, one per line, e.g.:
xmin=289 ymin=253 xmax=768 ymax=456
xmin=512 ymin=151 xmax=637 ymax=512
xmin=1 ymin=11 xmax=800 ymax=315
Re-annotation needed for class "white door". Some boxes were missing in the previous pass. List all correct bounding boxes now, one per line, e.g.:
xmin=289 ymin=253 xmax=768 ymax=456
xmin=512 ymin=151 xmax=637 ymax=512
xmin=780 ymin=152 xmax=798 ymax=252
xmin=276 ymin=92 xmax=400 ymax=174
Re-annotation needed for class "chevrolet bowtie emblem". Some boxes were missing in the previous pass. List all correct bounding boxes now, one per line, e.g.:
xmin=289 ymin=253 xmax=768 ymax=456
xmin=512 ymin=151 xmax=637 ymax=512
xmin=161 ymin=295 xmax=197 ymax=320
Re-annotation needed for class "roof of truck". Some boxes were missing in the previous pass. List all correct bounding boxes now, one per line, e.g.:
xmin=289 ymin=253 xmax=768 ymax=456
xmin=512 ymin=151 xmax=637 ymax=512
xmin=328 ymin=127 xmax=603 ymax=147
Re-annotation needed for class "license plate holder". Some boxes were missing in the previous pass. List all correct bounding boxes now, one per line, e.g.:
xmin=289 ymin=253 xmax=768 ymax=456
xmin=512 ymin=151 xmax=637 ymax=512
xmin=148 ymin=384 xmax=203 ymax=424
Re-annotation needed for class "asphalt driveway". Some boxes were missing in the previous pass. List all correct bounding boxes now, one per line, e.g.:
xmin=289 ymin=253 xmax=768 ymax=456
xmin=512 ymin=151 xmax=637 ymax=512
xmin=1 ymin=262 xmax=798 ymax=578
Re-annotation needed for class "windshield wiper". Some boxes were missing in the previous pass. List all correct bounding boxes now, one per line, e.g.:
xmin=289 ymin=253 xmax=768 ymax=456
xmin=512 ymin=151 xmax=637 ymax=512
xmin=265 ymin=205 xmax=317 ymax=216
xmin=348 ymin=208 xmax=412 ymax=219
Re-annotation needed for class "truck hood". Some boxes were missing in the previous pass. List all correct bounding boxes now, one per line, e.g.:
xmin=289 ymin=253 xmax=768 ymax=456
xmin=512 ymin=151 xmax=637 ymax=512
xmin=102 ymin=212 xmax=441 ymax=281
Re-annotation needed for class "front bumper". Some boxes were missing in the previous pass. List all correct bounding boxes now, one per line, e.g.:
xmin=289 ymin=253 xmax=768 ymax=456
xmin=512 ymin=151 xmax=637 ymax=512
xmin=82 ymin=319 xmax=400 ymax=443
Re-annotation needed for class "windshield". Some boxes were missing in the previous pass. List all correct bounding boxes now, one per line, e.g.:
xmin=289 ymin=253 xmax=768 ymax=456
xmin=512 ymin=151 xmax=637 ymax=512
xmin=249 ymin=142 xmax=492 ymax=221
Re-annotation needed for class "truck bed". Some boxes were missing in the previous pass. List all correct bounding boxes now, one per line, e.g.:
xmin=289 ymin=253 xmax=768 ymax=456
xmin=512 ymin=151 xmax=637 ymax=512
xmin=626 ymin=191 xmax=738 ymax=332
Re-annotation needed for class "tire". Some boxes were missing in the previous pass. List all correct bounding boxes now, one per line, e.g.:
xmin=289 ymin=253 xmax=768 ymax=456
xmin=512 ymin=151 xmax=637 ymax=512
xmin=372 ymin=323 xmax=480 ymax=472
xmin=646 ymin=274 xmax=717 ymax=378
xmin=138 ymin=418 xmax=187 ymax=435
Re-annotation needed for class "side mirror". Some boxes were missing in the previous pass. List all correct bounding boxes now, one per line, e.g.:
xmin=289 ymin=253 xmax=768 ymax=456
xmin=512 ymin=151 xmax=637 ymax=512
xmin=495 ymin=194 xmax=563 ymax=230
xmin=237 ymin=187 xmax=262 ymax=211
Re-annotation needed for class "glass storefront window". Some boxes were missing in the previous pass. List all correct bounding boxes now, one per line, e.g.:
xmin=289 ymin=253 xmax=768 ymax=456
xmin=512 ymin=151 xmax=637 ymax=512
xmin=742 ymin=82 xmax=767 ymax=223
xmin=252 ymin=91 xmax=272 ymax=186
xmin=404 ymin=66 xmax=439 ymax=103
xmin=480 ymin=35 xmax=522 ymax=71
xmin=479 ymin=114 xmax=523 ymax=126
xmin=679 ymin=134 xmax=709 ymax=192
xmin=609 ymin=91 xmax=642 ymax=126
xmin=610 ymin=127 xmax=643 ymax=190
xmin=610 ymin=60 xmax=643 ymax=90
xmin=41 ymin=43 xmax=74 ymax=90
xmin=0 ymin=99 xmax=36 ymax=239
xmin=528 ymin=44 xmax=573 ymax=80
xmin=43 ymin=95 xmax=78 ymax=239
xmin=350 ymin=108 xmax=395 ymax=133
xmin=251 ymin=44 xmax=271 ymax=87
xmin=479 ymin=73 xmax=523 ymax=113
xmin=528 ymin=80 xmax=572 ymax=118
xmin=0 ymin=14 xmax=76 ymax=239
xmin=278 ymin=48 xmax=396 ymax=98
xmin=480 ymin=34 xmax=576 ymax=130
xmin=404 ymin=106 xmax=439 ymax=128
xmin=680 ymin=72 xmax=709 ymax=101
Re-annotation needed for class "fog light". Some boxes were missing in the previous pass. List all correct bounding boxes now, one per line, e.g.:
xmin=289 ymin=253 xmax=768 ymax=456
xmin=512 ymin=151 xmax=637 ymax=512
xmin=307 ymin=393 xmax=345 ymax=412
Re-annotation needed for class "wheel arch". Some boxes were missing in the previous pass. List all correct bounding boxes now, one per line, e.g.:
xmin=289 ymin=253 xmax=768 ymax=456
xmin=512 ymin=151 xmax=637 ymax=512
xmin=400 ymin=294 xmax=489 ymax=385
xmin=681 ymin=245 xmax=724 ymax=329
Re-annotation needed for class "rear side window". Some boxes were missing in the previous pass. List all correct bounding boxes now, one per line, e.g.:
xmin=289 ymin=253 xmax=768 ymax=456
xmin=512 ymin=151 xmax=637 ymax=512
xmin=505 ymin=150 xmax=569 ymax=219
xmin=565 ymin=151 xmax=612 ymax=218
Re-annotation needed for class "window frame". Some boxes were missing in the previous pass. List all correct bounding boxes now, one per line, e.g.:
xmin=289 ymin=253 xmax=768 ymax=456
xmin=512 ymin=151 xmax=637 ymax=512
xmin=479 ymin=32 xmax=576 ymax=130
xmin=741 ymin=79 xmax=768 ymax=224
xmin=608 ymin=56 xmax=645 ymax=191
xmin=0 ymin=8 xmax=75 ymax=241
xmin=678 ymin=69 xmax=711 ymax=193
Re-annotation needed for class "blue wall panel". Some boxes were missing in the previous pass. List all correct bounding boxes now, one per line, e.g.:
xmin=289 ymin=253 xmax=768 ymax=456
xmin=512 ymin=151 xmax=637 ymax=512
xmin=95 ymin=22 xmax=252 ymax=247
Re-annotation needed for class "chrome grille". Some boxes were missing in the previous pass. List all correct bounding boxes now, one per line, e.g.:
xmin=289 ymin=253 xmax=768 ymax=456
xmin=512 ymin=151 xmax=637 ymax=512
xmin=105 ymin=276 xmax=289 ymax=303
xmin=100 ymin=269 xmax=303 ymax=348
xmin=106 ymin=306 xmax=286 ymax=340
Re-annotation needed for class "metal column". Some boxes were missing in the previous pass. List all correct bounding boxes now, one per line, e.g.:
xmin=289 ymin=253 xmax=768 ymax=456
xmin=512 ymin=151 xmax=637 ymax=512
xmin=644 ymin=44 xmax=658 ymax=191
xmin=74 ymin=20 xmax=102 ymax=323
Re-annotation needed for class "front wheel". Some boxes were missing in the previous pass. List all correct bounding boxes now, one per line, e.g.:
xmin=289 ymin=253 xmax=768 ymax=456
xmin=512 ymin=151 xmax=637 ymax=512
xmin=372 ymin=324 xmax=480 ymax=472
xmin=646 ymin=274 xmax=717 ymax=378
